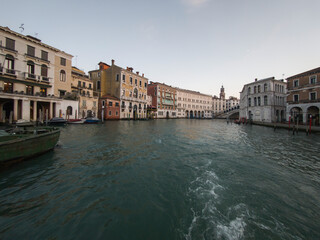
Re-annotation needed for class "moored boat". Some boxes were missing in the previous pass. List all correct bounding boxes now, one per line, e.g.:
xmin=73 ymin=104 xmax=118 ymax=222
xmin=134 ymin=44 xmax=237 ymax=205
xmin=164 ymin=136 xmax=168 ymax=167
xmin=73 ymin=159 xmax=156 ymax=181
xmin=67 ymin=119 xmax=85 ymax=124
xmin=47 ymin=117 xmax=67 ymax=126
xmin=0 ymin=127 xmax=60 ymax=164
xmin=84 ymin=117 xmax=100 ymax=124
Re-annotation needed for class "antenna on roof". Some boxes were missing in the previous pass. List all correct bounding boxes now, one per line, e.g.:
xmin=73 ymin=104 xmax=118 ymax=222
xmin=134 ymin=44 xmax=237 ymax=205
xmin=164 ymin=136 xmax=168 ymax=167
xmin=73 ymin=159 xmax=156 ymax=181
xmin=19 ymin=24 xmax=24 ymax=33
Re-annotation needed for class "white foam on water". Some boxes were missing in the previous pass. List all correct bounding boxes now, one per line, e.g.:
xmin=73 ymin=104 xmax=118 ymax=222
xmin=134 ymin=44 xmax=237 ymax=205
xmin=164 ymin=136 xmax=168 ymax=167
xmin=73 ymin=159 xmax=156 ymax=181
xmin=185 ymin=208 xmax=199 ymax=240
xmin=216 ymin=217 xmax=247 ymax=240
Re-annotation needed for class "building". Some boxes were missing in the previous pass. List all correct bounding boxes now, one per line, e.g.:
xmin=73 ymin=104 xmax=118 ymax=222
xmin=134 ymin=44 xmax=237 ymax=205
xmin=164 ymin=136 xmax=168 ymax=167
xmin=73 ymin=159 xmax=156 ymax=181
xmin=239 ymin=77 xmax=287 ymax=123
xmin=71 ymin=67 xmax=98 ymax=118
xmin=286 ymin=67 xmax=320 ymax=125
xmin=89 ymin=60 xmax=148 ymax=119
xmin=148 ymin=82 xmax=177 ymax=118
xmin=212 ymin=86 xmax=226 ymax=116
xmin=226 ymin=96 xmax=239 ymax=112
xmin=99 ymin=95 xmax=120 ymax=120
xmin=0 ymin=26 xmax=77 ymax=122
xmin=176 ymin=88 xmax=212 ymax=118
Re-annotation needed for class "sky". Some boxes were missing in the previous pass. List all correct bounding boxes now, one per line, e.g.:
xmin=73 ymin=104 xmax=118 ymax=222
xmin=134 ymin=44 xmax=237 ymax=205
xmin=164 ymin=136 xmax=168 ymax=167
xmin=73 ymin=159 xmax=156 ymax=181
xmin=1 ymin=0 xmax=320 ymax=98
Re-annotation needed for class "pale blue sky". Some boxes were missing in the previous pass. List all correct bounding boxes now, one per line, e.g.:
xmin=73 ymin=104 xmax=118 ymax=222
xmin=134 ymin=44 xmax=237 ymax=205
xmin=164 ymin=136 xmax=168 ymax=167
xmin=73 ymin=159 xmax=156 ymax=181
xmin=1 ymin=0 xmax=320 ymax=97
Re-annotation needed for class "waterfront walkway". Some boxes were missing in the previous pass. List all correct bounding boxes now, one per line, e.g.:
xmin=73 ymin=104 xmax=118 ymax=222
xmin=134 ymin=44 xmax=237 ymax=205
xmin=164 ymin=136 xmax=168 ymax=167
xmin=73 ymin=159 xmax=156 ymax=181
xmin=242 ymin=121 xmax=320 ymax=134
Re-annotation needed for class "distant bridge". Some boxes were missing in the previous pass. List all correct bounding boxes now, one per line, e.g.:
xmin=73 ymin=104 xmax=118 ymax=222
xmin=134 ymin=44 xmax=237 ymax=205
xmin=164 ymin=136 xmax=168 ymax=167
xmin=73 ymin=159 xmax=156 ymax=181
xmin=213 ymin=108 xmax=239 ymax=119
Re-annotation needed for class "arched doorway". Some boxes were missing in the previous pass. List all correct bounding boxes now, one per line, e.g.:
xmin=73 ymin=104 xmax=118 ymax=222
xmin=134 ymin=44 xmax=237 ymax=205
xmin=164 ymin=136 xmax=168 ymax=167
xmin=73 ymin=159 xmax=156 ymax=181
xmin=201 ymin=111 xmax=204 ymax=118
xmin=190 ymin=110 xmax=194 ymax=119
xmin=67 ymin=106 xmax=73 ymax=118
xmin=133 ymin=105 xmax=137 ymax=120
xmin=198 ymin=111 xmax=201 ymax=119
xmin=166 ymin=111 xmax=169 ymax=119
xmin=87 ymin=110 xmax=93 ymax=117
xmin=2 ymin=100 xmax=13 ymax=121
xmin=290 ymin=107 xmax=303 ymax=124
xmin=307 ymin=106 xmax=319 ymax=126
xmin=186 ymin=110 xmax=189 ymax=118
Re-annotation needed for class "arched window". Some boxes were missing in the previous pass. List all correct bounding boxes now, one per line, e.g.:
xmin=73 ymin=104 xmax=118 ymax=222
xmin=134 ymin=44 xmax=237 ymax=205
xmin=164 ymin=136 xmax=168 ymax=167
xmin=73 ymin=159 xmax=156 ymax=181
xmin=264 ymin=83 xmax=267 ymax=92
xmin=254 ymin=86 xmax=257 ymax=93
xmin=254 ymin=97 xmax=257 ymax=106
xmin=41 ymin=64 xmax=48 ymax=81
xmin=5 ymin=54 xmax=15 ymax=74
xmin=248 ymin=87 xmax=251 ymax=94
xmin=60 ymin=70 xmax=66 ymax=82
xmin=27 ymin=61 xmax=35 ymax=79
xmin=258 ymin=85 xmax=261 ymax=93
xmin=264 ymin=96 xmax=268 ymax=105
xmin=67 ymin=106 xmax=73 ymax=115
xmin=248 ymin=98 xmax=251 ymax=107
xmin=134 ymin=88 xmax=138 ymax=98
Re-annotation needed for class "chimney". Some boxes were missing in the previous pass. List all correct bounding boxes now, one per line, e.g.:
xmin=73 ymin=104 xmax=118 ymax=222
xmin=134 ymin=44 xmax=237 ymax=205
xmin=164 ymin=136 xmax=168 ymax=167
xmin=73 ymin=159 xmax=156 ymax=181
xmin=111 ymin=59 xmax=115 ymax=66
xmin=136 ymin=71 xmax=139 ymax=75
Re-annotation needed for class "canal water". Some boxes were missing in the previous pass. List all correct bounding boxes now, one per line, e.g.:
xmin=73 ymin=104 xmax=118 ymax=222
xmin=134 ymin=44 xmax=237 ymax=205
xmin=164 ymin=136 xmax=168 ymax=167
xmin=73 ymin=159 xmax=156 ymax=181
xmin=0 ymin=120 xmax=320 ymax=240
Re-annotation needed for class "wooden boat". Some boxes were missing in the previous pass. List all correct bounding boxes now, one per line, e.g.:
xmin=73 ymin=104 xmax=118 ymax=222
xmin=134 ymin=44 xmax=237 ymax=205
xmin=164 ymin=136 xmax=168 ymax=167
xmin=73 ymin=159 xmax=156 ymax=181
xmin=84 ymin=117 xmax=100 ymax=124
xmin=47 ymin=117 xmax=67 ymax=126
xmin=67 ymin=119 xmax=85 ymax=124
xmin=0 ymin=127 xmax=60 ymax=164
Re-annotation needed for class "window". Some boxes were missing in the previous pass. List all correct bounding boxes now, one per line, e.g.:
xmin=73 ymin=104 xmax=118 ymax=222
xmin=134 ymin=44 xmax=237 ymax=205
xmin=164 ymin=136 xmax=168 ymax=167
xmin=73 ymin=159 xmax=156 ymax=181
xmin=310 ymin=92 xmax=316 ymax=100
xmin=41 ymin=50 xmax=48 ymax=61
xmin=59 ymin=90 xmax=66 ymax=97
xmin=258 ymin=85 xmax=261 ymax=93
xmin=116 ymin=111 xmax=118 ymax=116
xmin=135 ymin=79 xmax=137 ymax=85
xmin=293 ymin=79 xmax=299 ymax=87
xmin=264 ymin=96 xmax=268 ymax=105
xmin=145 ymin=82 xmax=147 ymax=88
xmin=82 ymin=100 xmax=86 ymax=107
xmin=248 ymin=87 xmax=251 ymax=94
xmin=60 ymin=70 xmax=66 ymax=82
xmin=134 ymin=88 xmax=138 ymax=98
xmin=258 ymin=97 xmax=261 ymax=106
xmin=130 ymin=77 xmax=133 ymax=84
xmin=310 ymin=75 xmax=317 ymax=84
xmin=5 ymin=54 xmax=15 ymax=74
xmin=4 ymin=82 xmax=13 ymax=93
xmin=83 ymin=82 xmax=86 ymax=88
xmin=26 ymin=85 xmax=34 ymax=95
xmin=89 ymin=84 xmax=92 ymax=89
xmin=139 ymin=80 xmax=141 ymax=87
xmin=248 ymin=98 xmax=251 ymax=107
xmin=67 ymin=106 xmax=73 ymax=115
xmin=122 ymin=74 xmax=126 ymax=82
xmin=115 ymin=102 xmax=119 ymax=107
xmin=27 ymin=61 xmax=35 ymax=79
xmin=116 ymin=74 xmax=119 ymax=81
xmin=27 ymin=45 xmax=35 ymax=56
xmin=102 ymin=100 xmax=105 ymax=107
xmin=254 ymin=86 xmax=257 ymax=93
xmin=5 ymin=38 xmax=15 ymax=51
xmin=254 ymin=97 xmax=257 ymax=106
xmin=109 ymin=101 xmax=113 ymax=106
xmin=109 ymin=111 xmax=112 ymax=116
xmin=60 ymin=57 xmax=66 ymax=66
xmin=97 ymin=81 xmax=101 ymax=90
xmin=41 ymin=64 xmax=48 ymax=81
xmin=40 ymin=88 xmax=47 ymax=97
xmin=293 ymin=94 xmax=299 ymax=102
xmin=122 ymin=89 xmax=125 ymax=96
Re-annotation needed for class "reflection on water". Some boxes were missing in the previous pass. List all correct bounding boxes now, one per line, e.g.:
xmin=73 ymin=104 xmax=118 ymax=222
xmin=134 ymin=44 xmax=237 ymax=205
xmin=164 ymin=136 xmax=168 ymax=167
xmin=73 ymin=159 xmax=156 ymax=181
xmin=0 ymin=120 xmax=319 ymax=239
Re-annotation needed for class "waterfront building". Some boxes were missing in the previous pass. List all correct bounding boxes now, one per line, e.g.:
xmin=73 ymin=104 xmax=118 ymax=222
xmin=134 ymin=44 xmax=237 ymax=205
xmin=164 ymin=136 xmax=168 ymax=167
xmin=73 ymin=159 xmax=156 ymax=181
xmin=148 ymin=82 xmax=177 ymax=118
xmin=226 ymin=96 xmax=239 ymax=111
xmin=0 ymin=26 xmax=78 ymax=122
xmin=71 ymin=67 xmax=98 ymax=118
xmin=98 ymin=95 xmax=120 ymax=120
xmin=239 ymin=77 xmax=287 ymax=122
xmin=212 ymin=86 xmax=226 ymax=116
xmin=89 ymin=60 xmax=148 ymax=119
xmin=176 ymin=88 xmax=212 ymax=119
xmin=286 ymin=67 xmax=320 ymax=125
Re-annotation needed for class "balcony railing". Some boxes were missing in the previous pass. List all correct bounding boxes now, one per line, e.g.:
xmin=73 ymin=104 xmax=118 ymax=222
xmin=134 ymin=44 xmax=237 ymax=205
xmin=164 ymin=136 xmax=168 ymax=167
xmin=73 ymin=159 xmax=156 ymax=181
xmin=0 ymin=45 xmax=17 ymax=53
xmin=25 ymin=53 xmax=50 ymax=63
xmin=121 ymin=104 xmax=126 ymax=108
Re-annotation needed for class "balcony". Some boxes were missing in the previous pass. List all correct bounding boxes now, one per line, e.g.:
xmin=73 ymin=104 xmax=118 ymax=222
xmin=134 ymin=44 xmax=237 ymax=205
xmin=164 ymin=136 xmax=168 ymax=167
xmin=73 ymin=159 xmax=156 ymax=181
xmin=1 ymin=67 xmax=17 ymax=77
xmin=25 ymin=53 xmax=50 ymax=63
xmin=121 ymin=104 xmax=126 ymax=109
xmin=22 ymin=72 xmax=51 ymax=84
xmin=0 ymin=45 xmax=17 ymax=54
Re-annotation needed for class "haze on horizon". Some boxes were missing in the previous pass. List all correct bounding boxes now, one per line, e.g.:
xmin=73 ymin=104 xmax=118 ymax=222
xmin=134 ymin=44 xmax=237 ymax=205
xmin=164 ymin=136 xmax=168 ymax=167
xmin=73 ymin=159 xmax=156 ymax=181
xmin=1 ymin=0 xmax=319 ymax=98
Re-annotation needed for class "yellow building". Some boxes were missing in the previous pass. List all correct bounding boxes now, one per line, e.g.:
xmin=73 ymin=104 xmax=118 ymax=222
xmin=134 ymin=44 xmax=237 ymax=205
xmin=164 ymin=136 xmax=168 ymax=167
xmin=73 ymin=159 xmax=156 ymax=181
xmin=53 ymin=53 xmax=73 ymax=97
xmin=71 ymin=67 xmax=98 ymax=118
xmin=89 ymin=60 xmax=148 ymax=119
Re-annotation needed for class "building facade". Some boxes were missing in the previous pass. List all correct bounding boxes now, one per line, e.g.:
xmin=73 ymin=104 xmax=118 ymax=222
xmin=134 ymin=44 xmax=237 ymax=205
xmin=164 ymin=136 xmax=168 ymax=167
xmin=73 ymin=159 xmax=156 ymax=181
xmin=176 ymin=88 xmax=212 ymax=119
xmin=0 ymin=26 xmax=77 ymax=122
xmin=148 ymin=82 xmax=177 ymax=118
xmin=286 ymin=67 xmax=320 ymax=125
xmin=71 ymin=67 xmax=98 ymax=118
xmin=99 ymin=95 xmax=120 ymax=120
xmin=226 ymin=96 xmax=239 ymax=112
xmin=239 ymin=77 xmax=287 ymax=123
xmin=89 ymin=60 xmax=148 ymax=119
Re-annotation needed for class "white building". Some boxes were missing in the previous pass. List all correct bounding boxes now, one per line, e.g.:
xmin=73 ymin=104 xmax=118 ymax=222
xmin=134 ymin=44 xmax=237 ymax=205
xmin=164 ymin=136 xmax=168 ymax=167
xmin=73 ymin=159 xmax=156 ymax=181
xmin=0 ymin=26 xmax=78 ymax=122
xmin=239 ymin=77 xmax=287 ymax=122
xmin=226 ymin=96 xmax=239 ymax=111
xmin=176 ymin=88 xmax=212 ymax=118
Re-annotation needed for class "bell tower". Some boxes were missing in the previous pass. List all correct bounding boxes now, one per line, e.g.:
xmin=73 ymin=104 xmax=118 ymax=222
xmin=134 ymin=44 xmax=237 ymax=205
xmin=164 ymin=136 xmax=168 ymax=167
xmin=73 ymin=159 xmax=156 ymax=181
xmin=220 ymin=85 xmax=225 ymax=99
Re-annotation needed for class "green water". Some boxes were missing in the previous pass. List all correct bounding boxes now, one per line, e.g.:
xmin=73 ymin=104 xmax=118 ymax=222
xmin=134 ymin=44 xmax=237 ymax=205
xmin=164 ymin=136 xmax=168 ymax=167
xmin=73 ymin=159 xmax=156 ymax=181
xmin=0 ymin=120 xmax=319 ymax=239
